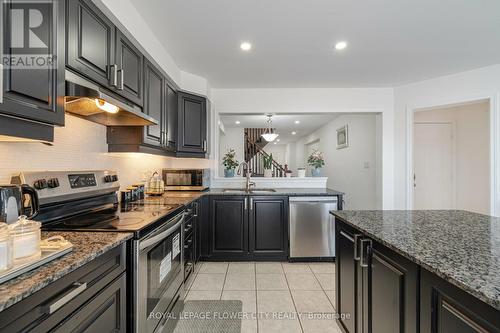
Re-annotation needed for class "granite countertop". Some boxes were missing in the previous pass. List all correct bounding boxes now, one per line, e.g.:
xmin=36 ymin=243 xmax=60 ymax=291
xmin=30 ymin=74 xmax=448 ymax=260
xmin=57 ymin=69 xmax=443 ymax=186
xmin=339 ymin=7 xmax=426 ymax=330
xmin=332 ymin=210 xmax=500 ymax=311
xmin=207 ymin=188 xmax=344 ymax=196
xmin=0 ymin=231 xmax=132 ymax=312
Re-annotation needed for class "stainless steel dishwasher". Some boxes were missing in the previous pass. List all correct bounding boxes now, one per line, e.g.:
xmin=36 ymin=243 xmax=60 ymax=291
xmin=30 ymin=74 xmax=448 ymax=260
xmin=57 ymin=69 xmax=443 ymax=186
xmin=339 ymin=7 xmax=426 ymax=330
xmin=289 ymin=196 xmax=338 ymax=260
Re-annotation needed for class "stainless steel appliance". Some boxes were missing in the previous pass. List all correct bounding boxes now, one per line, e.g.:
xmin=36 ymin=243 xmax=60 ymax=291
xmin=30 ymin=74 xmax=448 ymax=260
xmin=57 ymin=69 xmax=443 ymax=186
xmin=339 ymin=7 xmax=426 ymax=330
xmin=289 ymin=196 xmax=338 ymax=260
xmin=0 ymin=184 xmax=39 ymax=224
xmin=11 ymin=170 xmax=185 ymax=333
xmin=162 ymin=169 xmax=210 ymax=191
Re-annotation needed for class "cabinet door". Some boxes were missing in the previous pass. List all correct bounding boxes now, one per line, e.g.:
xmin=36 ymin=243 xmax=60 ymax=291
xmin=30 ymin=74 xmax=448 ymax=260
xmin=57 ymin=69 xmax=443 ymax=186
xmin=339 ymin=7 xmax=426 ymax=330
xmin=53 ymin=274 xmax=126 ymax=333
xmin=115 ymin=30 xmax=143 ymax=106
xmin=178 ymin=92 xmax=207 ymax=154
xmin=249 ymin=196 xmax=288 ymax=260
xmin=336 ymin=222 xmax=359 ymax=333
xmin=210 ymin=196 xmax=249 ymax=260
xmin=143 ymin=60 xmax=164 ymax=147
xmin=368 ymin=241 xmax=418 ymax=333
xmin=420 ymin=269 xmax=500 ymax=333
xmin=0 ymin=0 xmax=65 ymax=125
xmin=66 ymin=0 xmax=115 ymax=89
xmin=166 ymin=84 xmax=178 ymax=152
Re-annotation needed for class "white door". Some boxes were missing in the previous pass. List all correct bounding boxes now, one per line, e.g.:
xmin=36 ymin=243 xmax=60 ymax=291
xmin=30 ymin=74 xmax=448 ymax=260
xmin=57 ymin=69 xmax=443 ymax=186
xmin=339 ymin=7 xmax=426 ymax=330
xmin=413 ymin=122 xmax=454 ymax=209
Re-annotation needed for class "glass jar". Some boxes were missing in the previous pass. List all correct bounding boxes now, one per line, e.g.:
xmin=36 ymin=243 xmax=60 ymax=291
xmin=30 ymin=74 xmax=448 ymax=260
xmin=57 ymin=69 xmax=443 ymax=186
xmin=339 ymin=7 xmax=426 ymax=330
xmin=0 ymin=223 xmax=12 ymax=271
xmin=8 ymin=216 xmax=41 ymax=264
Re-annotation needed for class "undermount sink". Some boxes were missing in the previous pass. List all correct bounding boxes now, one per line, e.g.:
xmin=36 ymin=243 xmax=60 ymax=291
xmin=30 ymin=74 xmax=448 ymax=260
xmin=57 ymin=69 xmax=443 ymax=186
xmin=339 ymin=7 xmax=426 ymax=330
xmin=222 ymin=188 xmax=277 ymax=193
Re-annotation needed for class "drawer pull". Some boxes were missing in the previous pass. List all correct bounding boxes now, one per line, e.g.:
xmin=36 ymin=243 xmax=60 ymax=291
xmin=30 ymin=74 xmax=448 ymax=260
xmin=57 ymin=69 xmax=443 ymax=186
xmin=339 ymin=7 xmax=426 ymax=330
xmin=44 ymin=282 xmax=87 ymax=314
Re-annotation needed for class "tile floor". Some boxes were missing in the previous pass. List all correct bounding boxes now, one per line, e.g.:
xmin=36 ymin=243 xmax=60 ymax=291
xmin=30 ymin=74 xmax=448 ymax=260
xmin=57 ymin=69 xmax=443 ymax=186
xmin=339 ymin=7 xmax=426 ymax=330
xmin=185 ymin=261 xmax=343 ymax=333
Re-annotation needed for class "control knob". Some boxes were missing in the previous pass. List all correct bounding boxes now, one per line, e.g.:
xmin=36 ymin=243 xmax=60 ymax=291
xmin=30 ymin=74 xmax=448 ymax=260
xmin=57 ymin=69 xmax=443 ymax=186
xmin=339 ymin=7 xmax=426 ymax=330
xmin=33 ymin=179 xmax=47 ymax=190
xmin=47 ymin=178 xmax=60 ymax=188
xmin=104 ymin=175 xmax=113 ymax=183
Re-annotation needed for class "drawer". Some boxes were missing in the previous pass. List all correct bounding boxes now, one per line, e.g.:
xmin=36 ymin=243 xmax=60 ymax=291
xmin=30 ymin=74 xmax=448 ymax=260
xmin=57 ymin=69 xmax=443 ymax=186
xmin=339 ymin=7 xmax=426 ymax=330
xmin=0 ymin=243 xmax=126 ymax=333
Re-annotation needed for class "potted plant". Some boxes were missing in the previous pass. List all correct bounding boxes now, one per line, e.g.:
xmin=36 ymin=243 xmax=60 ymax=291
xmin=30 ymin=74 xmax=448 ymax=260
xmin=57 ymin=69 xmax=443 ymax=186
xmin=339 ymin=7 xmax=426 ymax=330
xmin=222 ymin=149 xmax=239 ymax=177
xmin=263 ymin=154 xmax=273 ymax=178
xmin=307 ymin=149 xmax=325 ymax=177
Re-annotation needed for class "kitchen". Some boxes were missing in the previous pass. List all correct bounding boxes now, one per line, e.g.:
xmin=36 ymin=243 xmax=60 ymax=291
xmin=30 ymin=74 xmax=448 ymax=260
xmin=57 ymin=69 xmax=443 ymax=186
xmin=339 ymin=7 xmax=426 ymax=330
xmin=0 ymin=1 xmax=499 ymax=333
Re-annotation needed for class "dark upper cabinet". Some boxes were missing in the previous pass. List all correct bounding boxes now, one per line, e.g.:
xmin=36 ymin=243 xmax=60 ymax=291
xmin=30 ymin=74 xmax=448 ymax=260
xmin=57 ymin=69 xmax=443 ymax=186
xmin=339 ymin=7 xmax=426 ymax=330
xmin=249 ymin=196 xmax=288 ymax=260
xmin=143 ymin=60 xmax=164 ymax=147
xmin=420 ymin=269 xmax=500 ymax=333
xmin=178 ymin=92 xmax=207 ymax=156
xmin=166 ymin=84 xmax=178 ymax=151
xmin=336 ymin=219 xmax=419 ymax=333
xmin=0 ymin=0 xmax=65 ymax=128
xmin=66 ymin=0 xmax=115 ymax=88
xmin=210 ymin=196 xmax=249 ymax=260
xmin=115 ymin=30 xmax=143 ymax=106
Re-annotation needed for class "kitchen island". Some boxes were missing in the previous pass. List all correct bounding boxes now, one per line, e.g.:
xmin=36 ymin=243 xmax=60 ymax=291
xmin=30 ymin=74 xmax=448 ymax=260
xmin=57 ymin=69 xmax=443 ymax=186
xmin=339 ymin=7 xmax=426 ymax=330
xmin=332 ymin=210 xmax=500 ymax=333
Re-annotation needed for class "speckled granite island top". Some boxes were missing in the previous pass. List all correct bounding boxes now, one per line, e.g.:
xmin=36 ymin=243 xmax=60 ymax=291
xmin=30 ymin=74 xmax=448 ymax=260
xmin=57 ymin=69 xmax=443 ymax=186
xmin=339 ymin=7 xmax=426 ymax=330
xmin=332 ymin=210 xmax=500 ymax=311
xmin=0 ymin=231 xmax=132 ymax=312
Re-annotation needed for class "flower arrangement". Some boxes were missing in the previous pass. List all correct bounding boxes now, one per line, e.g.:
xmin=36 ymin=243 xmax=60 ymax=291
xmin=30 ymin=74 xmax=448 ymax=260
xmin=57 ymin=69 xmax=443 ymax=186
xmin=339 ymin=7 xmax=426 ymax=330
xmin=307 ymin=149 xmax=325 ymax=169
xmin=222 ymin=149 xmax=239 ymax=170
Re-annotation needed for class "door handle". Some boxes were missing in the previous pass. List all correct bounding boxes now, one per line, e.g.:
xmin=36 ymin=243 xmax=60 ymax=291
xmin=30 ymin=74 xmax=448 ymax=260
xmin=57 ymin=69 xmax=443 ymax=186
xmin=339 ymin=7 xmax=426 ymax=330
xmin=117 ymin=67 xmax=124 ymax=90
xmin=110 ymin=64 xmax=118 ymax=86
xmin=359 ymin=239 xmax=372 ymax=268
xmin=43 ymin=282 xmax=87 ymax=314
xmin=353 ymin=234 xmax=363 ymax=261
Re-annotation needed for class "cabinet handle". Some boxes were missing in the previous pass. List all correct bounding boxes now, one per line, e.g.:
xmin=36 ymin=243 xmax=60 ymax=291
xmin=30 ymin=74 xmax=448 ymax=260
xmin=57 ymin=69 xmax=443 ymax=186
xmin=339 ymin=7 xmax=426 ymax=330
xmin=353 ymin=234 xmax=363 ymax=261
xmin=0 ymin=64 xmax=3 ymax=103
xmin=359 ymin=239 xmax=372 ymax=268
xmin=244 ymin=197 xmax=248 ymax=210
xmin=43 ymin=282 xmax=87 ymax=314
xmin=117 ymin=67 xmax=124 ymax=90
xmin=250 ymin=198 xmax=253 ymax=210
xmin=194 ymin=202 xmax=199 ymax=217
xmin=203 ymin=140 xmax=207 ymax=152
xmin=110 ymin=64 xmax=118 ymax=86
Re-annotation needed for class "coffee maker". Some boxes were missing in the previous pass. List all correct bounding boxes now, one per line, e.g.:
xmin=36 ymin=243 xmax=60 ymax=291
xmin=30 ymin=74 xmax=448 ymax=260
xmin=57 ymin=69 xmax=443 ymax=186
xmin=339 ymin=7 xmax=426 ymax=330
xmin=0 ymin=184 xmax=39 ymax=224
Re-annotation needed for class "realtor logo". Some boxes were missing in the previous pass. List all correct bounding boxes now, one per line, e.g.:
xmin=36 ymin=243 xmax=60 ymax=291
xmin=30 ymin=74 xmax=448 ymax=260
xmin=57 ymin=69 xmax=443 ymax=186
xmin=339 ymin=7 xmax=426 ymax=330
xmin=2 ymin=0 xmax=56 ymax=69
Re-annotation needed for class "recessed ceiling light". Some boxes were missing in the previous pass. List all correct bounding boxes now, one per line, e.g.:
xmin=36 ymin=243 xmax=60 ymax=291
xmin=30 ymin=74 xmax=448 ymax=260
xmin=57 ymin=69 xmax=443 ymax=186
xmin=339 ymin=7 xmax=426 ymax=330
xmin=291 ymin=131 xmax=297 ymax=135
xmin=335 ymin=41 xmax=348 ymax=51
xmin=294 ymin=120 xmax=300 ymax=124
xmin=240 ymin=42 xmax=252 ymax=51
xmin=235 ymin=121 xmax=240 ymax=125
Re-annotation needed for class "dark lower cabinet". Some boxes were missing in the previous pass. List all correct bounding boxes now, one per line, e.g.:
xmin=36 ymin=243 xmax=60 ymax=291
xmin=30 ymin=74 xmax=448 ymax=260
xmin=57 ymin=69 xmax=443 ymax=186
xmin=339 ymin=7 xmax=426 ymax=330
xmin=0 ymin=244 xmax=126 ymax=333
xmin=198 ymin=195 xmax=211 ymax=260
xmin=336 ymin=219 xmax=418 ymax=333
xmin=249 ymin=196 xmax=288 ymax=260
xmin=53 ymin=274 xmax=126 ymax=333
xmin=210 ymin=196 xmax=250 ymax=260
xmin=0 ymin=0 xmax=65 ymax=133
xmin=420 ymin=269 xmax=500 ymax=333
xmin=177 ymin=92 xmax=207 ymax=157
xmin=208 ymin=195 xmax=287 ymax=260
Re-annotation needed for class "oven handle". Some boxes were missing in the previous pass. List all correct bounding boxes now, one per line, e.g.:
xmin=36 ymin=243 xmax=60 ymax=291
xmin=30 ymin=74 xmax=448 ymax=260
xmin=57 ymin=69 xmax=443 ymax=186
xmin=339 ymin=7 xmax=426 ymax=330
xmin=139 ymin=212 xmax=185 ymax=251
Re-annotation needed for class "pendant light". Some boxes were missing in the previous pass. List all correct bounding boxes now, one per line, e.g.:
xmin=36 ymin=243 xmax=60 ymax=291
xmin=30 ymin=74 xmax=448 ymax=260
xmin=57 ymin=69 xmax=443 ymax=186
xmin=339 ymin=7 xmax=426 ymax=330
xmin=261 ymin=115 xmax=279 ymax=142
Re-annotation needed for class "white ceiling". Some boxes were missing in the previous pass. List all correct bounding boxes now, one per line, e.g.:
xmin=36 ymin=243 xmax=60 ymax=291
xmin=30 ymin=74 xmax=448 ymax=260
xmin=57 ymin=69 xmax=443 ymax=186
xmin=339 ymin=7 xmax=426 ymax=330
xmin=130 ymin=0 xmax=500 ymax=88
xmin=220 ymin=113 xmax=339 ymax=144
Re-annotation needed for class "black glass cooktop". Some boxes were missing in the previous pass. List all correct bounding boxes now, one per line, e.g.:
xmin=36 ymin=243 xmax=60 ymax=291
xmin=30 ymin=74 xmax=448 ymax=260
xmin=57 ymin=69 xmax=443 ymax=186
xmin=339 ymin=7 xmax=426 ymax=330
xmin=43 ymin=201 xmax=183 ymax=236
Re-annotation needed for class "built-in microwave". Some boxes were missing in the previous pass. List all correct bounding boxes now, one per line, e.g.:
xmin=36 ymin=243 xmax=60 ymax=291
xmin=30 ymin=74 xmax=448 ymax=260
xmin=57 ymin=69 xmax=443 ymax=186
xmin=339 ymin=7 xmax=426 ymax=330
xmin=162 ymin=169 xmax=210 ymax=191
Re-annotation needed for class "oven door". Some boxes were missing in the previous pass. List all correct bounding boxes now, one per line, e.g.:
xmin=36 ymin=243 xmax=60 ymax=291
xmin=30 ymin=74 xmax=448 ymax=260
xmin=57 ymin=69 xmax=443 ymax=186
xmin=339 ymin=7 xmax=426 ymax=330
xmin=134 ymin=212 xmax=185 ymax=333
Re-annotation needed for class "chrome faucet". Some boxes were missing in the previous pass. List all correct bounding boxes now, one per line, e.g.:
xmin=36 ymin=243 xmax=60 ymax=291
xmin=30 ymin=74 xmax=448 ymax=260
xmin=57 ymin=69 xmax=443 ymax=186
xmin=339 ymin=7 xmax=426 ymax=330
xmin=237 ymin=161 xmax=255 ymax=191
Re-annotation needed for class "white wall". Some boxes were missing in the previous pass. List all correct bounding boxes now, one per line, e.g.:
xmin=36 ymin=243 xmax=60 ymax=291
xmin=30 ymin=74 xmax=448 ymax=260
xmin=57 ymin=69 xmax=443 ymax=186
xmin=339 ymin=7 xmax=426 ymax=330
xmin=393 ymin=64 xmax=500 ymax=214
xmin=0 ymin=115 xmax=213 ymax=187
xmin=211 ymin=88 xmax=395 ymax=208
xmin=414 ymin=101 xmax=490 ymax=214
xmin=218 ymin=127 xmax=245 ymax=176
xmin=291 ymin=114 xmax=382 ymax=209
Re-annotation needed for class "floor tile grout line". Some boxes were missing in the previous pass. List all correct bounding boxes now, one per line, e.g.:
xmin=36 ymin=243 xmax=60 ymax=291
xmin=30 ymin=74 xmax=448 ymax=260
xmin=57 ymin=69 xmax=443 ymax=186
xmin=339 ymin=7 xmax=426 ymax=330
xmin=310 ymin=265 xmax=337 ymax=312
xmin=282 ymin=262 xmax=306 ymax=333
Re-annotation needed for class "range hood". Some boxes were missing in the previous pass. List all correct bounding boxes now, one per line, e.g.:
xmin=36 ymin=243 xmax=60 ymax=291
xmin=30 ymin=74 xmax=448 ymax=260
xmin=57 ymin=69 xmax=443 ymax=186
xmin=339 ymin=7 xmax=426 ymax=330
xmin=64 ymin=70 xmax=158 ymax=126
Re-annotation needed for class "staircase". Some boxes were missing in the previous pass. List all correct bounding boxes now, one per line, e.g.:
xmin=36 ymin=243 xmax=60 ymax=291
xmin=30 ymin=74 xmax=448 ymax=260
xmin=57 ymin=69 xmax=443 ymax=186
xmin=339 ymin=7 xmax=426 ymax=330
xmin=244 ymin=128 xmax=286 ymax=177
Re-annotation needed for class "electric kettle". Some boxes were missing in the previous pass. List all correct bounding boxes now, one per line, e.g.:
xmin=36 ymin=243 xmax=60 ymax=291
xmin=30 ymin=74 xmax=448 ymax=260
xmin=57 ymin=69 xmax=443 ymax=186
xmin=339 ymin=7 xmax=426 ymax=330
xmin=0 ymin=185 xmax=39 ymax=224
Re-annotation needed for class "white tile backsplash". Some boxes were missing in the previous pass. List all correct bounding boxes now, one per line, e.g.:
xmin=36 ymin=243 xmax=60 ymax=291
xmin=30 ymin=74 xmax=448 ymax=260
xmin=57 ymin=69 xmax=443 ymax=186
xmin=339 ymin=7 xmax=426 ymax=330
xmin=0 ymin=115 xmax=213 ymax=188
